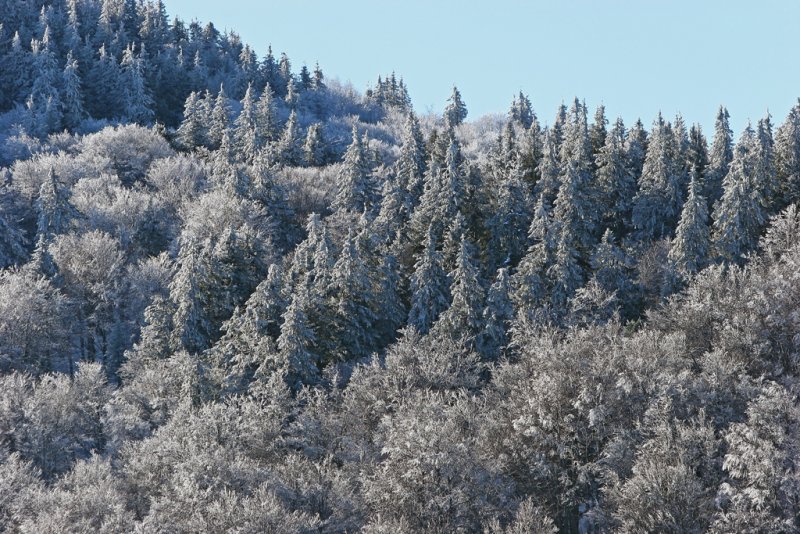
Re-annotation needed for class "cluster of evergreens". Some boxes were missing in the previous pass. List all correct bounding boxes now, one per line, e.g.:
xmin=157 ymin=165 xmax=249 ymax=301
xmin=1 ymin=1 xmax=799 ymax=532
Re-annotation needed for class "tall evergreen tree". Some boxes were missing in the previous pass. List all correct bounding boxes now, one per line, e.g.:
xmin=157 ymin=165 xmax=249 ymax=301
xmin=333 ymin=126 xmax=375 ymax=213
xmin=396 ymin=111 xmax=428 ymax=208
xmin=669 ymin=168 xmax=711 ymax=276
xmin=208 ymin=84 xmax=231 ymax=149
xmin=407 ymin=226 xmax=450 ymax=335
xmin=61 ymin=51 xmax=85 ymax=129
xmin=233 ymin=82 xmax=258 ymax=161
xmin=631 ymin=113 xmax=685 ymax=241
xmin=712 ymin=125 xmax=765 ymax=264
xmin=176 ymin=91 xmax=205 ymax=150
xmin=774 ymin=100 xmax=800 ymax=209
xmin=276 ymin=285 xmax=320 ymax=388
xmin=596 ymin=117 xmax=636 ymax=236
xmin=120 ymin=44 xmax=154 ymax=123
xmin=433 ymin=236 xmax=484 ymax=349
xmin=704 ymin=106 xmax=734 ymax=209
xmin=327 ymin=230 xmax=378 ymax=360
xmin=255 ymin=83 xmax=279 ymax=144
xmin=479 ymin=267 xmax=513 ymax=360
xmin=443 ymin=85 xmax=467 ymax=128
xmin=276 ymin=110 xmax=303 ymax=166
xmin=509 ymin=91 xmax=534 ymax=129
xmin=512 ymin=195 xmax=553 ymax=312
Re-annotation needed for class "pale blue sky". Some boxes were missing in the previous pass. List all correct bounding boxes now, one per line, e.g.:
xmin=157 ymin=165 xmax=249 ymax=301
xmin=167 ymin=0 xmax=800 ymax=134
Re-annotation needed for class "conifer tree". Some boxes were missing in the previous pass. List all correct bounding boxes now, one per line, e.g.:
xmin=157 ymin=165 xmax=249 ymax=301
xmin=533 ymin=129 xmax=561 ymax=208
xmin=589 ymin=228 xmax=634 ymax=304
xmin=36 ymin=169 xmax=77 ymax=241
xmin=276 ymin=285 xmax=320 ymax=388
xmin=552 ymin=98 xmax=596 ymax=257
xmin=61 ymin=51 xmax=85 ymax=129
xmin=479 ymin=267 xmax=513 ymax=360
xmin=756 ymin=113 xmax=777 ymax=213
xmin=632 ymin=113 xmax=685 ymax=241
xmin=688 ymin=124 xmax=709 ymax=180
xmin=704 ymin=106 xmax=734 ymax=208
xmin=303 ymin=123 xmax=326 ymax=166
xmin=169 ymin=242 xmax=215 ymax=354
xmin=407 ymin=226 xmax=450 ymax=335
xmin=176 ymin=91 xmax=205 ymax=150
xmin=255 ymin=83 xmax=279 ymax=144
xmin=276 ymin=109 xmax=303 ymax=166
xmin=509 ymin=91 xmax=534 ymax=129
xmin=596 ymin=117 xmax=636 ymax=236
xmin=233 ymin=82 xmax=258 ymax=161
xmin=120 ymin=44 xmax=154 ymax=123
xmin=713 ymin=125 xmax=765 ymax=264
xmin=625 ymin=118 xmax=648 ymax=179
xmin=669 ymin=168 xmax=710 ymax=276
xmin=443 ymin=85 xmax=468 ymax=128
xmin=590 ymin=104 xmax=608 ymax=170
xmin=208 ymin=84 xmax=231 ymax=149
xmin=774 ymin=100 xmax=800 ymax=209
xmin=433 ymin=236 xmax=484 ymax=348
xmin=486 ymin=166 xmax=533 ymax=270
xmin=333 ymin=126 xmax=375 ymax=213
xmin=396 ymin=111 xmax=428 ymax=208
xmin=327 ymin=230 xmax=378 ymax=360
xmin=512 ymin=195 xmax=553 ymax=312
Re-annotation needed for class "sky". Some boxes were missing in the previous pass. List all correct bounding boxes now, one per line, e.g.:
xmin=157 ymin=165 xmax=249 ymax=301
xmin=166 ymin=0 xmax=800 ymax=135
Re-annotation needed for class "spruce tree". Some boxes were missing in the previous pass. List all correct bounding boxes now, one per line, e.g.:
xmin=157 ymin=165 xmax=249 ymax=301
xmin=255 ymin=83 xmax=279 ymax=144
xmin=669 ymin=168 xmax=710 ymax=276
xmin=712 ymin=125 xmax=765 ymax=264
xmin=61 ymin=51 xmax=85 ymax=129
xmin=276 ymin=285 xmax=320 ymax=388
xmin=176 ymin=91 xmax=205 ymax=150
xmin=407 ymin=226 xmax=450 ymax=335
xmin=327 ymin=230 xmax=378 ymax=360
xmin=396 ymin=111 xmax=428 ymax=208
xmin=120 ymin=44 xmax=154 ymax=124
xmin=509 ymin=91 xmax=534 ymax=129
xmin=631 ymin=113 xmax=685 ymax=241
xmin=303 ymin=123 xmax=326 ymax=166
xmin=208 ymin=84 xmax=231 ymax=150
xmin=333 ymin=126 xmax=375 ymax=213
xmin=704 ymin=106 xmax=734 ymax=209
xmin=233 ymin=82 xmax=258 ymax=161
xmin=443 ymin=85 xmax=468 ymax=128
xmin=433 ymin=236 xmax=484 ymax=349
xmin=775 ymin=100 xmax=800 ymax=209
xmin=479 ymin=267 xmax=513 ymax=360
xmin=596 ymin=117 xmax=636 ymax=236
xmin=276 ymin=110 xmax=303 ymax=166
xmin=512 ymin=195 xmax=553 ymax=312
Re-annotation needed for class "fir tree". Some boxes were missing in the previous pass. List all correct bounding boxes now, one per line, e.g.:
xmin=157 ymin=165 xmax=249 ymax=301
xmin=509 ymin=91 xmax=534 ymax=129
xmin=396 ymin=111 xmax=427 ymax=208
xmin=176 ymin=91 xmax=205 ymax=150
xmin=512 ymin=194 xmax=553 ymax=312
xmin=669 ymin=168 xmax=710 ymax=276
xmin=61 ymin=51 xmax=85 ymax=129
xmin=276 ymin=110 xmax=303 ymax=166
xmin=276 ymin=285 xmax=320 ymax=388
xmin=327 ymin=230 xmax=378 ymax=360
xmin=479 ymin=267 xmax=513 ymax=360
xmin=631 ymin=113 xmax=685 ymax=241
xmin=255 ymin=83 xmax=279 ymax=143
xmin=433 ymin=236 xmax=484 ymax=349
xmin=208 ymin=84 xmax=231 ymax=149
xmin=302 ymin=123 xmax=326 ymax=166
xmin=704 ymin=106 xmax=734 ymax=209
xmin=596 ymin=117 xmax=636 ymax=236
xmin=407 ymin=226 xmax=450 ymax=335
xmin=774 ymin=100 xmax=800 ymax=209
xmin=233 ymin=82 xmax=258 ymax=162
xmin=713 ymin=125 xmax=765 ymax=264
xmin=333 ymin=126 xmax=375 ymax=213
xmin=443 ymin=85 xmax=468 ymax=128
xmin=120 ymin=44 xmax=154 ymax=123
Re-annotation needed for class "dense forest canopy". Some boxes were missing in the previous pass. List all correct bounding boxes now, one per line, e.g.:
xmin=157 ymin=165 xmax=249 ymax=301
xmin=0 ymin=1 xmax=799 ymax=532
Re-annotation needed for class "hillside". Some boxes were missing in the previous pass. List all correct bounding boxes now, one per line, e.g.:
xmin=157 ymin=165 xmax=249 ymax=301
xmin=0 ymin=1 xmax=799 ymax=532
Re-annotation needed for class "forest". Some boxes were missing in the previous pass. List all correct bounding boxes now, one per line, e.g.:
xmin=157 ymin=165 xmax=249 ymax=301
xmin=0 ymin=0 xmax=799 ymax=532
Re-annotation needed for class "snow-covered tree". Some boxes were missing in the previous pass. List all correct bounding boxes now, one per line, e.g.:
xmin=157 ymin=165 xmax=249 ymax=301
xmin=669 ymin=168 xmax=711 ymax=276
xmin=443 ymin=85 xmax=468 ymax=128
xmin=713 ymin=124 xmax=765 ymax=264
xmin=333 ymin=126 xmax=375 ymax=213
xmin=704 ymin=106 xmax=734 ymax=209
xmin=408 ymin=226 xmax=451 ymax=335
